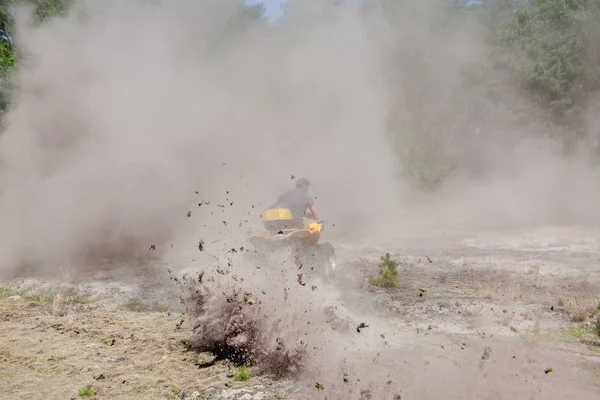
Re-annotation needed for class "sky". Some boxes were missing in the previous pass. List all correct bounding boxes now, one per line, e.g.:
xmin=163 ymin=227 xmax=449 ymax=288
xmin=248 ymin=0 xmax=366 ymax=22
xmin=248 ymin=0 xmax=287 ymax=22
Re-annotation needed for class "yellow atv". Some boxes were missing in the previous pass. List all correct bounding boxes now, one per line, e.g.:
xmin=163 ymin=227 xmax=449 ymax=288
xmin=245 ymin=208 xmax=337 ymax=282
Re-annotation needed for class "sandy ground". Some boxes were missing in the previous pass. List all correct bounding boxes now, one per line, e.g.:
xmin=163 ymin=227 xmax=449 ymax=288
xmin=1 ymin=225 xmax=600 ymax=400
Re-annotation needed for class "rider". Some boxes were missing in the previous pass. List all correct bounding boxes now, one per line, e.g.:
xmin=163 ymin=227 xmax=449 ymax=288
xmin=268 ymin=177 xmax=319 ymax=226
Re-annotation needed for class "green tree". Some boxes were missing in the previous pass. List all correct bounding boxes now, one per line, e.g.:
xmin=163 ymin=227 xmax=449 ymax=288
xmin=488 ymin=0 xmax=600 ymax=140
xmin=0 ymin=0 xmax=75 ymax=118
xmin=27 ymin=0 xmax=73 ymax=21
xmin=0 ymin=0 xmax=15 ymax=117
xmin=369 ymin=0 xmax=600 ymax=188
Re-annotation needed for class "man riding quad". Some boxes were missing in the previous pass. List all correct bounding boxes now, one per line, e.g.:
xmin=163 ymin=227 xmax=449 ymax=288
xmin=245 ymin=177 xmax=336 ymax=282
xmin=267 ymin=177 xmax=319 ymax=225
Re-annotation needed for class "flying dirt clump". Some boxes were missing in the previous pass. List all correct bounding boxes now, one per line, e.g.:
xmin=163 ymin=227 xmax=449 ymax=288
xmin=175 ymin=270 xmax=307 ymax=378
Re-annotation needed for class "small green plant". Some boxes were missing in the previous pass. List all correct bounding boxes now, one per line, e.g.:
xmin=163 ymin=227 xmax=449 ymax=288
xmin=153 ymin=302 xmax=170 ymax=313
xmin=520 ymin=321 xmax=542 ymax=344
xmin=369 ymin=253 xmax=399 ymax=288
xmin=77 ymin=386 xmax=96 ymax=397
xmin=233 ymin=365 xmax=251 ymax=381
xmin=527 ymin=265 xmax=541 ymax=275
xmin=596 ymin=301 xmax=600 ymax=312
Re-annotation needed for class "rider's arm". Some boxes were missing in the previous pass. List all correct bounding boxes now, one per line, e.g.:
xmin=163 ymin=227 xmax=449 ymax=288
xmin=267 ymin=195 xmax=282 ymax=210
xmin=308 ymin=205 xmax=319 ymax=220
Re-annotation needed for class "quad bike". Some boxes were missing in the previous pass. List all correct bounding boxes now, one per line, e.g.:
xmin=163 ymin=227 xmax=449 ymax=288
xmin=244 ymin=208 xmax=337 ymax=282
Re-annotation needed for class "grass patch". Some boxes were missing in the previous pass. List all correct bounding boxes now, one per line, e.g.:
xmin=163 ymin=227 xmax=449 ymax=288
xmin=520 ymin=321 xmax=542 ymax=344
xmin=527 ymin=265 xmax=541 ymax=275
xmin=0 ymin=288 xmax=15 ymax=298
xmin=77 ymin=386 xmax=96 ymax=397
xmin=369 ymin=253 xmax=399 ymax=288
xmin=0 ymin=287 xmax=91 ymax=304
xmin=123 ymin=298 xmax=149 ymax=312
xmin=23 ymin=293 xmax=62 ymax=302
xmin=233 ymin=365 xmax=251 ymax=382
xmin=561 ymin=325 xmax=597 ymax=340
xmin=122 ymin=298 xmax=170 ymax=313
xmin=154 ymin=303 xmax=170 ymax=313
xmin=67 ymin=295 xmax=90 ymax=304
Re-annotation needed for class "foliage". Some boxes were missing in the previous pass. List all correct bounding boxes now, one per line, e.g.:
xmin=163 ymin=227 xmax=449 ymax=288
xmin=0 ymin=36 xmax=14 ymax=115
xmin=28 ymin=0 xmax=74 ymax=22
xmin=0 ymin=0 xmax=75 ymax=117
xmin=369 ymin=253 xmax=399 ymax=288
xmin=491 ymin=0 xmax=600 ymax=126
xmin=0 ymin=1 xmax=15 ymax=118
xmin=233 ymin=365 xmax=251 ymax=381
xmin=376 ymin=0 xmax=600 ymax=188
xmin=0 ymin=37 xmax=14 ymax=74
xmin=77 ymin=386 xmax=96 ymax=397
xmin=596 ymin=301 xmax=600 ymax=337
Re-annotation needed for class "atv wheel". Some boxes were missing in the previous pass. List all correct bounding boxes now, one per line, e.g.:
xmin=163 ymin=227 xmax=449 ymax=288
xmin=317 ymin=243 xmax=337 ymax=283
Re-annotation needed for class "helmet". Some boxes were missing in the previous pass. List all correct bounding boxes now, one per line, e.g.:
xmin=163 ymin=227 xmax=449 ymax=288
xmin=295 ymin=177 xmax=311 ymax=189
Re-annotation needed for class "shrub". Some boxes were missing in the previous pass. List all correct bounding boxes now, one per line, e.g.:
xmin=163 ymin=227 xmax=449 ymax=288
xmin=233 ymin=365 xmax=251 ymax=381
xmin=78 ymin=386 xmax=96 ymax=397
xmin=369 ymin=253 xmax=399 ymax=288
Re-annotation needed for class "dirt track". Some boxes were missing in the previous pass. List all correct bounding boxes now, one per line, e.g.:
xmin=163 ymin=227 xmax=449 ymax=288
xmin=1 ymin=225 xmax=600 ymax=399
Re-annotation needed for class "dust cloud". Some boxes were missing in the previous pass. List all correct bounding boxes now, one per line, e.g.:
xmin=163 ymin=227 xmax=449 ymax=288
xmin=0 ymin=0 xmax=598 ymax=275
xmin=0 ymin=0 xmax=401 ymax=277
xmin=175 ymin=251 xmax=405 ymax=398
xmin=1 ymin=0 xmax=600 ymax=397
